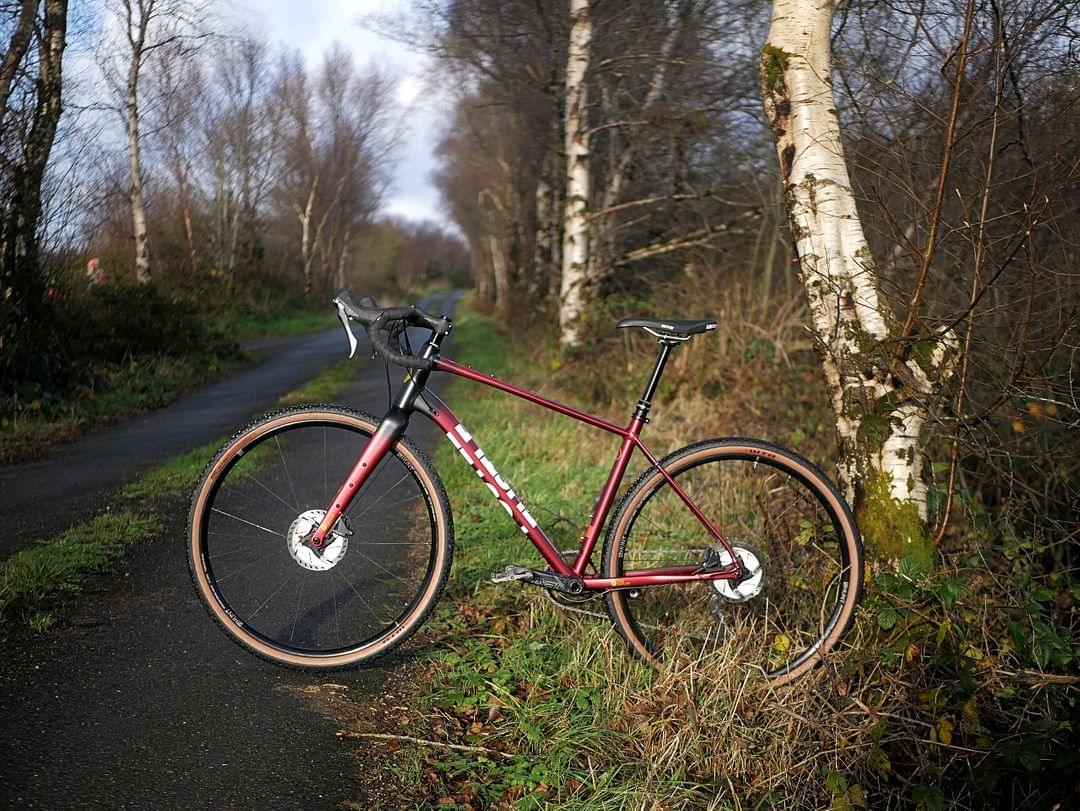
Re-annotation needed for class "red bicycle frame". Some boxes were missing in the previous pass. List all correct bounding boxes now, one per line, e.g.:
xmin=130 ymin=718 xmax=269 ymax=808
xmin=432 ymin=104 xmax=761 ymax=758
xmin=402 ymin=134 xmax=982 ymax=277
xmin=311 ymin=330 xmax=742 ymax=591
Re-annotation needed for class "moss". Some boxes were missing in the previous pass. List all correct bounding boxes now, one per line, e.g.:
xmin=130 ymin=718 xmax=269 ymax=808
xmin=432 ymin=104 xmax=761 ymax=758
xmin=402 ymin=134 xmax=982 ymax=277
xmin=801 ymin=172 xmax=819 ymax=210
xmin=857 ymin=472 xmax=932 ymax=567
xmin=853 ymin=245 xmax=877 ymax=272
xmin=761 ymin=44 xmax=790 ymax=95
xmin=908 ymin=339 xmax=937 ymax=372
xmin=856 ymin=411 xmax=890 ymax=448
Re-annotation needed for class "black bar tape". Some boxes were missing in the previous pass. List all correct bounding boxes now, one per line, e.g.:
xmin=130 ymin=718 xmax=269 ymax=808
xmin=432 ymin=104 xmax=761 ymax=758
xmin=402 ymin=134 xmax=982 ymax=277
xmin=367 ymin=315 xmax=433 ymax=371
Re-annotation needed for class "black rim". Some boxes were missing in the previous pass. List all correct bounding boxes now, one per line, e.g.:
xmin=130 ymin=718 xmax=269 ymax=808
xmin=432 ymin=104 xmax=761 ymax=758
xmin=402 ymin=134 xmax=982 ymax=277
xmin=615 ymin=449 xmax=856 ymax=676
xmin=197 ymin=417 xmax=440 ymax=658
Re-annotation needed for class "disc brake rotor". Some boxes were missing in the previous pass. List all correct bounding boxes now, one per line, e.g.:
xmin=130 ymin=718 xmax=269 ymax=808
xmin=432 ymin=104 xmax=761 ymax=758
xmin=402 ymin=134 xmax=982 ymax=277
xmin=710 ymin=543 xmax=765 ymax=603
xmin=287 ymin=509 xmax=348 ymax=572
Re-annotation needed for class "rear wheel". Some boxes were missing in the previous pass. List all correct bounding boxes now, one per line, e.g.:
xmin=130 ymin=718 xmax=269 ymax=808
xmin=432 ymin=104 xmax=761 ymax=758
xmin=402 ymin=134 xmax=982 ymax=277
xmin=603 ymin=438 xmax=862 ymax=684
xmin=188 ymin=405 xmax=453 ymax=668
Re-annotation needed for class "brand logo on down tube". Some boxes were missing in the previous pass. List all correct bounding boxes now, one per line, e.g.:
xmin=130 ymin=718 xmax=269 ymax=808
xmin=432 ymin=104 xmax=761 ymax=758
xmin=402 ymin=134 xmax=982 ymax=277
xmin=445 ymin=424 xmax=538 ymax=534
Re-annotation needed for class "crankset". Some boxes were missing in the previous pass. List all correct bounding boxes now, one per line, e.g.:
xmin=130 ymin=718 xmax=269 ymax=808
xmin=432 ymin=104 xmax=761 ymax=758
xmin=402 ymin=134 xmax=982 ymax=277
xmin=490 ymin=564 xmax=585 ymax=596
xmin=539 ymin=548 xmax=600 ymax=607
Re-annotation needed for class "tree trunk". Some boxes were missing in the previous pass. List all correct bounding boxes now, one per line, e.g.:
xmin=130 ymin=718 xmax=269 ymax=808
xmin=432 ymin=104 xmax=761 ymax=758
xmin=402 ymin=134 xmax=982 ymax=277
xmin=760 ymin=0 xmax=956 ymax=564
xmin=294 ymin=181 xmax=317 ymax=298
xmin=588 ymin=2 xmax=686 ymax=286
xmin=479 ymin=187 xmax=515 ymax=318
xmin=472 ymin=235 xmax=494 ymax=311
xmin=126 ymin=12 xmax=151 ymax=284
xmin=335 ymin=228 xmax=351 ymax=290
xmin=177 ymin=177 xmax=197 ymax=275
xmin=530 ymin=162 xmax=552 ymax=302
xmin=0 ymin=0 xmax=68 ymax=383
xmin=557 ymin=0 xmax=592 ymax=350
xmin=488 ymin=234 xmax=511 ymax=318
xmin=0 ymin=0 xmax=40 ymax=118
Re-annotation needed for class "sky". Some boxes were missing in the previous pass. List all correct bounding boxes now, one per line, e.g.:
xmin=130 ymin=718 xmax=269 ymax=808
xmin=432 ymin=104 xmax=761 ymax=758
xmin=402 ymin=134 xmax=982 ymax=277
xmin=245 ymin=0 xmax=448 ymax=228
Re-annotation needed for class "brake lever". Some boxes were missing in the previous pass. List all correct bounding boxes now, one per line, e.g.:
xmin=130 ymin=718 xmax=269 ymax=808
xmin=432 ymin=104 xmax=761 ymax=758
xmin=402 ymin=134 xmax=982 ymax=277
xmin=335 ymin=300 xmax=358 ymax=359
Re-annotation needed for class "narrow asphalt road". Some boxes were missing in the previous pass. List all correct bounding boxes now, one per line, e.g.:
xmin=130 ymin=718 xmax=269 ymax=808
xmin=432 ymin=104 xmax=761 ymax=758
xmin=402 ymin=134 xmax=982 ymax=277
xmin=0 ymin=290 xmax=457 ymax=557
xmin=0 ymin=291 xmax=461 ymax=808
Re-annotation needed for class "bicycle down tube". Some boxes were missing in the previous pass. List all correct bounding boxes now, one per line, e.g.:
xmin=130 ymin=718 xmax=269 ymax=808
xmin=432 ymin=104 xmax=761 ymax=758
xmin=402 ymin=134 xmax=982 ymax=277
xmin=312 ymin=344 xmax=743 ymax=590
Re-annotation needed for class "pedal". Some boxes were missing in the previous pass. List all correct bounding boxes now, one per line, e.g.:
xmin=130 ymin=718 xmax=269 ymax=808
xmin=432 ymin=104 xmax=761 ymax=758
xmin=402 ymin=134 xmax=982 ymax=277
xmin=489 ymin=565 xmax=584 ymax=596
xmin=490 ymin=565 xmax=533 ymax=584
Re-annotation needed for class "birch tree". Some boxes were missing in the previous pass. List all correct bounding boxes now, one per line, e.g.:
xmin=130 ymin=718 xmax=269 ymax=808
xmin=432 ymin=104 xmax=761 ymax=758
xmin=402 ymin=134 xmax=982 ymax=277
xmin=202 ymin=36 xmax=279 ymax=283
xmin=0 ymin=0 xmax=67 ymax=382
xmin=760 ymin=0 xmax=958 ymax=563
xmin=557 ymin=0 xmax=592 ymax=349
xmin=99 ymin=0 xmax=207 ymax=285
xmin=153 ymin=43 xmax=202 ymax=275
xmin=0 ymin=0 xmax=39 ymax=119
xmin=274 ymin=48 xmax=392 ymax=298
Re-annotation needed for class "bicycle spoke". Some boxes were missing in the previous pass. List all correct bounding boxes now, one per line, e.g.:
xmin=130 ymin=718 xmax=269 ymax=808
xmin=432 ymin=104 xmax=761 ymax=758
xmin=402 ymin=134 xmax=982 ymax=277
xmin=290 ymin=574 xmax=306 ymax=645
xmin=349 ymin=473 xmax=411 ymax=521
xmin=275 ymin=436 xmax=301 ymax=511
xmin=215 ymin=546 xmax=279 ymax=582
xmin=209 ymin=536 xmax=279 ymax=559
xmin=211 ymin=508 xmax=283 ymax=538
xmin=334 ymin=567 xmax=394 ymax=625
xmin=250 ymin=571 xmax=298 ymax=620
xmin=612 ymin=448 xmax=857 ymax=679
xmin=236 ymin=470 xmax=297 ymax=514
xmin=195 ymin=416 xmax=446 ymax=660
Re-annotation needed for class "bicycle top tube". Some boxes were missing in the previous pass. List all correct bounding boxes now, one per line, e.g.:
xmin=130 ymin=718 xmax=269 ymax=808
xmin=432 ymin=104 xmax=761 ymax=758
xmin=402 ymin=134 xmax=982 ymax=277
xmin=433 ymin=357 xmax=629 ymax=438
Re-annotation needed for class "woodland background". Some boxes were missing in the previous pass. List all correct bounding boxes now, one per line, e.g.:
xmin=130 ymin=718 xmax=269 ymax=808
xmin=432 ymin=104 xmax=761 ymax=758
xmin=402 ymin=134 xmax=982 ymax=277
xmin=1 ymin=0 xmax=1078 ymax=806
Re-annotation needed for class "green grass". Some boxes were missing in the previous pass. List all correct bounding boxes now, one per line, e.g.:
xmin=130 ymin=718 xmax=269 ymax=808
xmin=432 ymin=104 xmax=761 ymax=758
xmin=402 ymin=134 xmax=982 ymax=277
xmin=367 ymin=300 xmax=1080 ymax=809
xmin=381 ymin=303 xmax=730 ymax=807
xmin=0 ymin=308 xmax=339 ymax=467
xmin=122 ymin=440 xmax=222 ymax=501
xmin=378 ymin=303 xmax=855 ymax=807
xmin=277 ymin=359 xmax=357 ymax=405
xmin=225 ymin=309 xmax=338 ymax=339
xmin=124 ymin=357 xmax=362 ymax=504
xmin=0 ymin=512 xmax=162 ymax=617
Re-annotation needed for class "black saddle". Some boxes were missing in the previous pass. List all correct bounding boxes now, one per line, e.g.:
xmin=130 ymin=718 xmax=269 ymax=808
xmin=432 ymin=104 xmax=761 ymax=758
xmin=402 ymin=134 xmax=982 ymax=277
xmin=616 ymin=316 xmax=717 ymax=339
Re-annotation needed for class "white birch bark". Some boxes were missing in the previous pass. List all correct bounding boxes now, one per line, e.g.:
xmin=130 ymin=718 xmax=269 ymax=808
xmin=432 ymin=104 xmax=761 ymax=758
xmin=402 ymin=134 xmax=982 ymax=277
xmin=558 ymin=0 xmax=592 ymax=349
xmin=531 ymin=166 xmax=552 ymax=299
xmin=125 ymin=0 xmax=151 ymax=284
xmin=293 ymin=181 xmax=317 ymax=297
xmin=761 ymin=0 xmax=957 ymax=559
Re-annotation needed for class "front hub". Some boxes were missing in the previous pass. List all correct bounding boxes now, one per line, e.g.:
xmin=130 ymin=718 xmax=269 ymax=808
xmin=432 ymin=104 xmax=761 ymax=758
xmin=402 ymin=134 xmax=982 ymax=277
xmin=287 ymin=509 xmax=348 ymax=571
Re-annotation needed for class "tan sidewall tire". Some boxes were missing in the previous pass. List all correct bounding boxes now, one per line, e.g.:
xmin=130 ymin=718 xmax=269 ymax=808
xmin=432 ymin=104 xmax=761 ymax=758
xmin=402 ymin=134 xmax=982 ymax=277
xmin=188 ymin=406 xmax=453 ymax=668
xmin=603 ymin=439 xmax=863 ymax=686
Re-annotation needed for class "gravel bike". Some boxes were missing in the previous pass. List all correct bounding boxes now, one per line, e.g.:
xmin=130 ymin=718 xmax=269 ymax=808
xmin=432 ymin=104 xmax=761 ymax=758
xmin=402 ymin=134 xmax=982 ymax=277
xmin=188 ymin=292 xmax=863 ymax=684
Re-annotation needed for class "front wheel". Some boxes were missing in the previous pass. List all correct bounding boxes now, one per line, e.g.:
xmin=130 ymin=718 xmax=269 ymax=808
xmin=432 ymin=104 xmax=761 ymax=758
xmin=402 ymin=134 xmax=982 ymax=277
xmin=188 ymin=405 xmax=453 ymax=668
xmin=603 ymin=438 xmax=862 ymax=684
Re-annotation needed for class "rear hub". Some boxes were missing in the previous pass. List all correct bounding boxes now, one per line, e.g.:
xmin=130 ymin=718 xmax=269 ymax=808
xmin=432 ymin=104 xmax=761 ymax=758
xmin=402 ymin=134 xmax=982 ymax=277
xmin=710 ymin=544 xmax=765 ymax=603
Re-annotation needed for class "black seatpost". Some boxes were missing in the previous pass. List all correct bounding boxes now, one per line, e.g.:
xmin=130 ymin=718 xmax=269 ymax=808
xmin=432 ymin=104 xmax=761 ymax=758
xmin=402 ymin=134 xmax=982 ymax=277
xmin=633 ymin=340 xmax=678 ymax=421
